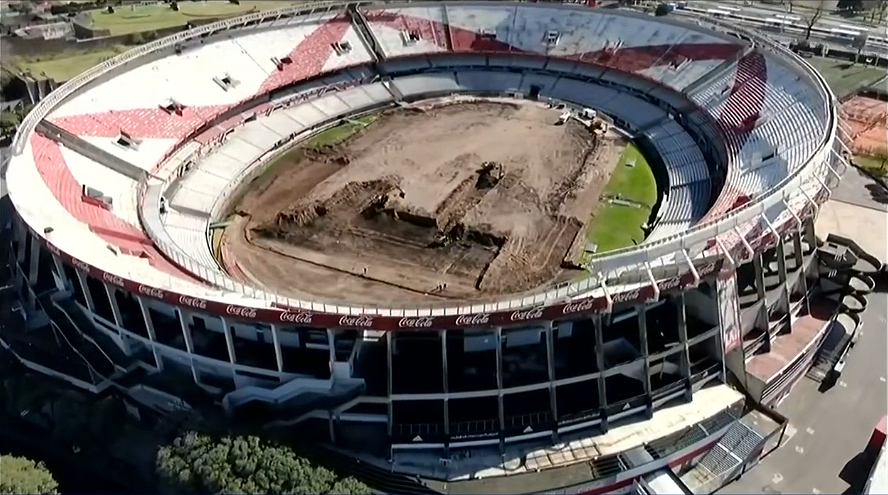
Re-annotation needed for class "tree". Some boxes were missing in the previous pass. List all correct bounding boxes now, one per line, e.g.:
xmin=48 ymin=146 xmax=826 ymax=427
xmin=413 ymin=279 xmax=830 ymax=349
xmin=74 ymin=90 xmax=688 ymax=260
xmin=0 ymin=455 xmax=59 ymax=495
xmin=802 ymin=4 xmax=825 ymax=40
xmin=156 ymin=432 xmax=372 ymax=495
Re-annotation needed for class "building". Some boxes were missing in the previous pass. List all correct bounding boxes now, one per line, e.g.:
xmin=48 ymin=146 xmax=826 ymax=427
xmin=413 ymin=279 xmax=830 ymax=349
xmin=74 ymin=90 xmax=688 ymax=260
xmin=0 ymin=2 xmax=851 ymax=492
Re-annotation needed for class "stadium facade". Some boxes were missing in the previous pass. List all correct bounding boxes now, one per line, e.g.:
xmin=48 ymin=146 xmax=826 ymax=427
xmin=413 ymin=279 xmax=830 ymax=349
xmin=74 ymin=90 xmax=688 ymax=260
xmin=0 ymin=1 xmax=852 ymax=492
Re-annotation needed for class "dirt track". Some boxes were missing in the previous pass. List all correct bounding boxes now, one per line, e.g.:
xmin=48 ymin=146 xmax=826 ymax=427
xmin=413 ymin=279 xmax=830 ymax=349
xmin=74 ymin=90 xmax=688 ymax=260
xmin=222 ymin=99 xmax=623 ymax=306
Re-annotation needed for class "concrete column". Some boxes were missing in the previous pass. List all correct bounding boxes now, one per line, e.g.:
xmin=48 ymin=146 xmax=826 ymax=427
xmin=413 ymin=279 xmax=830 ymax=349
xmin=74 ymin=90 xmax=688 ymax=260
xmin=137 ymin=296 xmax=163 ymax=370
xmin=792 ymin=231 xmax=804 ymax=270
xmin=636 ymin=305 xmax=653 ymax=418
xmin=104 ymin=283 xmax=123 ymax=328
xmin=441 ymin=330 xmax=450 ymax=439
xmin=594 ymin=315 xmax=608 ymax=433
xmin=176 ymin=309 xmax=200 ymax=385
xmin=74 ymin=270 xmax=95 ymax=313
xmin=803 ymin=218 xmax=817 ymax=247
xmin=753 ymin=253 xmax=766 ymax=300
xmin=676 ymin=293 xmax=692 ymax=402
xmin=27 ymin=238 xmax=39 ymax=286
xmin=50 ymin=255 xmax=66 ymax=292
xmin=776 ymin=240 xmax=787 ymax=284
xmin=495 ymin=326 xmax=505 ymax=451
xmin=327 ymin=329 xmax=336 ymax=364
xmin=271 ymin=324 xmax=284 ymax=373
xmin=386 ymin=332 xmax=393 ymax=438
xmin=15 ymin=225 xmax=26 ymax=264
xmin=220 ymin=317 xmax=238 ymax=379
xmin=544 ymin=321 xmax=558 ymax=441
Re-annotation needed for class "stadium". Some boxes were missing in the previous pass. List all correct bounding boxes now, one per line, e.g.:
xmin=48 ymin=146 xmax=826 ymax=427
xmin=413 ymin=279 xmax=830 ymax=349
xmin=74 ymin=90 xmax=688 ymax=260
xmin=0 ymin=1 xmax=861 ymax=492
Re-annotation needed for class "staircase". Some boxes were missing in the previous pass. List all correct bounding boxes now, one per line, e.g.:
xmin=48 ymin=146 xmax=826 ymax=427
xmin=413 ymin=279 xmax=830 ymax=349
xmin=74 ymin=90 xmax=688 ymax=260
xmin=807 ymin=313 xmax=860 ymax=382
xmin=55 ymin=297 xmax=133 ymax=370
xmin=36 ymin=120 xmax=148 ymax=182
xmin=223 ymin=374 xmax=365 ymax=417
xmin=348 ymin=6 xmax=386 ymax=62
xmin=37 ymin=293 xmax=117 ymax=379
xmin=697 ymin=422 xmax=764 ymax=480
xmin=682 ymin=44 xmax=753 ymax=96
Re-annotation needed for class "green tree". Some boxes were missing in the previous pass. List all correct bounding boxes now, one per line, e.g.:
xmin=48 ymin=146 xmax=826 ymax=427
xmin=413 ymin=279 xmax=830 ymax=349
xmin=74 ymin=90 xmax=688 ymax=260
xmin=156 ymin=432 xmax=372 ymax=495
xmin=0 ymin=455 xmax=59 ymax=495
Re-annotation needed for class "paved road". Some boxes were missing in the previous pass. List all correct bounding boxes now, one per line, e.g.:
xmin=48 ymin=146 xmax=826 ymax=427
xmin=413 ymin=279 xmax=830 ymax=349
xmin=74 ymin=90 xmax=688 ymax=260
xmin=830 ymin=165 xmax=888 ymax=213
xmin=720 ymin=290 xmax=888 ymax=495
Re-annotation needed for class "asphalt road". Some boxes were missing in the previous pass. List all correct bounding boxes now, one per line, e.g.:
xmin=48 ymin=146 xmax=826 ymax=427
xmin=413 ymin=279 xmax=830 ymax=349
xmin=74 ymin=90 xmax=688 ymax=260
xmin=830 ymin=165 xmax=888 ymax=213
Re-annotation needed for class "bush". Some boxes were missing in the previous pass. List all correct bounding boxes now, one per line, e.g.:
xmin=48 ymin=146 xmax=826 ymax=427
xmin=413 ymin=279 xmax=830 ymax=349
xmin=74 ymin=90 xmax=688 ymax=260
xmin=156 ymin=432 xmax=372 ymax=495
xmin=0 ymin=455 xmax=59 ymax=495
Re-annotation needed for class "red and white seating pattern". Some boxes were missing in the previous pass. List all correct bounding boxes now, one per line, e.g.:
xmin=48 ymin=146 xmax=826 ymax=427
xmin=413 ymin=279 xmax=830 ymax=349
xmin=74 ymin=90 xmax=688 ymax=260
xmin=362 ymin=5 xmax=742 ymax=93
xmin=11 ymin=3 xmax=829 ymax=296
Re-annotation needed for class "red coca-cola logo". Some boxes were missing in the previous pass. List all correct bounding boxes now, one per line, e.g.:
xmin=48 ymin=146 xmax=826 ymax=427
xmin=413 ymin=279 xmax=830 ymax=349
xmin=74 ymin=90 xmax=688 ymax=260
xmin=138 ymin=284 xmax=165 ymax=299
xmin=510 ymin=307 xmax=544 ymax=322
xmin=279 ymin=312 xmax=313 ymax=324
xmin=71 ymin=258 xmax=91 ymax=273
xmin=611 ymin=288 xmax=641 ymax=304
xmin=226 ymin=305 xmax=257 ymax=319
xmin=102 ymin=271 xmax=125 ymax=287
xmin=398 ymin=317 xmax=435 ymax=328
xmin=561 ymin=298 xmax=598 ymax=315
xmin=454 ymin=313 xmax=491 ymax=326
xmin=338 ymin=315 xmax=374 ymax=327
xmin=178 ymin=295 xmax=207 ymax=310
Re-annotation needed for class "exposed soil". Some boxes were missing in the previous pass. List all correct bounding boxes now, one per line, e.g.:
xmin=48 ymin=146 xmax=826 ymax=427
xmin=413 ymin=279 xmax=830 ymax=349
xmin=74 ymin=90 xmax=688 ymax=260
xmin=222 ymin=99 xmax=624 ymax=306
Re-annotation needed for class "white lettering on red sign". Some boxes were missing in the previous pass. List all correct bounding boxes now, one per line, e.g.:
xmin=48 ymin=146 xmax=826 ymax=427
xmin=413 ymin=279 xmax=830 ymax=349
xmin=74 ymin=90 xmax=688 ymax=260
xmin=71 ymin=258 xmax=90 ymax=273
xmin=454 ymin=314 xmax=490 ymax=326
xmin=697 ymin=262 xmax=718 ymax=278
xmin=102 ymin=271 xmax=125 ymax=287
xmin=398 ymin=317 xmax=435 ymax=328
xmin=611 ymin=289 xmax=642 ymax=305
xmin=178 ymin=295 xmax=207 ymax=310
xmin=138 ymin=284 xmax=165 ymax=299
xmin=339 ymin=315 xmax=374 ymax=327
xmin=509 ymin=307 xmax=544 ymax=322
xmin=562 ymin=298 xmax=597 ymax=315
xmin=658 ymin=276 xmax=682 ymax=292
xmin=226 ymin=305 xmax=257 ymax=319
xmin=279 ymin=312 xmax=313 ymax=324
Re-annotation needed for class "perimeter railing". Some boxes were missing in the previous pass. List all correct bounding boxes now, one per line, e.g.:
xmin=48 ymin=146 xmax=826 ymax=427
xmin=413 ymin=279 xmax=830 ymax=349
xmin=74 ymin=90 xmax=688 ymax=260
xmin=11 ymin=1 xmax=840 ymax=317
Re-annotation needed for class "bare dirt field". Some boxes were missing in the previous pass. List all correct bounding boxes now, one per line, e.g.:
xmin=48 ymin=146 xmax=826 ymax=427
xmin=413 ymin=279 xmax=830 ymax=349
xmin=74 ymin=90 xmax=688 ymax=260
xmin=223 ymin=99 xmax=624 ymax=306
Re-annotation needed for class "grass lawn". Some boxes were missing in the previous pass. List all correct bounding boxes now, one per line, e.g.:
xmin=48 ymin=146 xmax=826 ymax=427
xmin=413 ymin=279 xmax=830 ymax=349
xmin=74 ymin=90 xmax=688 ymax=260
xmin=10 ymin=46 xmax=127 ymax=81
xmin=807 ymin=57 xmax=886 ymax=98
xmin=584 ymin=144 xmax=658 ymax=255
xmin=250 ymin=115 xmax=377 ymax=189
xmin=855 ymin=155 xmax=887 ymax=177
xmin=84 ymin=1 xmax=302 ymax=36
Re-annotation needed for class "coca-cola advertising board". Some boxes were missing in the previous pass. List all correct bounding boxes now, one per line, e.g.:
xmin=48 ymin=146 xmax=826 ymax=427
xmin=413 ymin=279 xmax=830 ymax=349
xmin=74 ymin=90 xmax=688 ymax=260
xmin=30 ymin=226 xmax=726 ymax=331
xmin=716 ymin=269 xmax=742 ymax=354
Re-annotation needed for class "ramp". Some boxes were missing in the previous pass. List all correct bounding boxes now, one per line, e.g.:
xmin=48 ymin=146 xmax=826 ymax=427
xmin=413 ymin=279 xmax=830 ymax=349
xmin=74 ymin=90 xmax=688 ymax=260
xmin=36 ymin=120 xmax=148 ymax=182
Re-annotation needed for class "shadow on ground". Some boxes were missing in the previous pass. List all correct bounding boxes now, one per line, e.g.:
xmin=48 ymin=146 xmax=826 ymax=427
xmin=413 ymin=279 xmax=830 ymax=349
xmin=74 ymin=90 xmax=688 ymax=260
xmin=839 ymin=449 xmax=878 ymax=495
